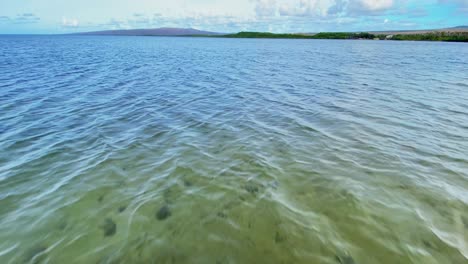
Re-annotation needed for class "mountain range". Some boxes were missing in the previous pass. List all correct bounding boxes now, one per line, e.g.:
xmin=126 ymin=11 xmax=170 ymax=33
xmin=75 ymin=27 xmax=222 ymax=36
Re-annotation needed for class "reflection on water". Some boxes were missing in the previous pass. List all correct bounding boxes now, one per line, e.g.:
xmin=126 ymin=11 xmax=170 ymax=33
xmin=0 ymin=36 xmax=467 ymax=263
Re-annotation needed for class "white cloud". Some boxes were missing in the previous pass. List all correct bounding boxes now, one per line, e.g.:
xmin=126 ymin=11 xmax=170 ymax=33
xmin=255 ymin=0 xmax=277 ymax=17
xmin=352 ymin=0 xmax=394 ymax=12
xmin=338 ymin=0 xmax=396 ymax=15
xmin=254 ymin=0 xmax=336 ymax=17
xmin=279 ymin=0 xmax=324 ymax=17
xmin=254 ymin=0 xmax=396 ymax=18
xmin=62 ymin=17 xmax=79 ymax=28
xmin=89 ymin=0 xmax=403 ymax=32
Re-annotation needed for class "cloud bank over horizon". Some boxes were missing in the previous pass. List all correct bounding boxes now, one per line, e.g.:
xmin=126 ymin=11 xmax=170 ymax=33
xmin=0 ymin=0 xmax=466 ymax=34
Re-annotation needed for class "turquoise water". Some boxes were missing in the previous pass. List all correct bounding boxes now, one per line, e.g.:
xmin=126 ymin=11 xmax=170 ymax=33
xmin=0 ymin=36 xmax=467 ymax=263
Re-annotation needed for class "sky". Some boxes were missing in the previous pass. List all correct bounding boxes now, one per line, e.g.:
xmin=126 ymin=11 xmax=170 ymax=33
xmin=0 ymin=0 xmax=467 ymax=34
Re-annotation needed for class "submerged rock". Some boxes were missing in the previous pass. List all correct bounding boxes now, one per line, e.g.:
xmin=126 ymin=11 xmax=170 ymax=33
xmin=423 ymin=240 xmax=433 ymax=249
xmin=335 ymin=254 xmax=356 ymax=264
xmin=274 ymin=231 xmax=286 ymax=243
xmin=118 ymin=205 xmax=127 ymax=213
xmin=57 ymin=220 xmax=68 ymax=231
xmin=100 ymin=218 xmax=117 ymax=237
xmin=217 ymin=212 xmax=227 ymax=218
xmin=462 ymin=216 xmax=468 ymax=229
xmin=183 ymin=179 xmax=193 ymax=187
xmin=397 ymin=184 xmax=409 ymax=190
xmin=245 ymin=184 xmax=259 ymax=194
xmin=24 ymin=245 xmax=47 ymax=263
xmin=156 ymin=205 xmax=171 ymax=220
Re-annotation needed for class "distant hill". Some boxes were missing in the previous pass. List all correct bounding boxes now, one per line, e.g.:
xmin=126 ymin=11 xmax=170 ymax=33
xmin=75 ymin=27 xmax=222 ymax=36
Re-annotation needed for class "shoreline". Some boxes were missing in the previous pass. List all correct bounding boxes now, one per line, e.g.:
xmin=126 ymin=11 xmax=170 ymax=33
xmin=214 ymin=31 xmax=468 ymax=42
xmin=2 ymin=31 xmax=467 ymax=42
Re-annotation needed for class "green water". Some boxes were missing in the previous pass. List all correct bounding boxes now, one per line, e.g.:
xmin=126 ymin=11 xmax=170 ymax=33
xmin=0 ymin=36 xmax=467 ymax=263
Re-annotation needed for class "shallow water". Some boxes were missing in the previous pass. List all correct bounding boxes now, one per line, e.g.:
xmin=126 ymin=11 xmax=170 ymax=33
xmin=0 ymin=36 xmax=467 ymax=264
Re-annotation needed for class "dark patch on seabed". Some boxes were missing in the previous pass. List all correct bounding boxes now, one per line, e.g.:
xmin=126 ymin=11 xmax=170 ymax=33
xmin=217 ymin=211 xmax=228 ymax=218
xmin=118 ymin=205 xmax=127 ymax=213
xmin=336 ymin=254 xmax=356 ymax=264
xmin=100 ymin=218 xmax=117 ymax=237
xmin=23 ymin=245 xmax=47 ymax=263
xmin=183 ymin=179 xmax=193 ymax=187
xmin=462 ymin=216 xmax=468 ymax=229
xmin=245 ymin=183 xmax=260 ymax=194
xmin=156 ymin=205 xmax=171 ymax=220
xmin=274 ymin=231 xmax=286 ymax=243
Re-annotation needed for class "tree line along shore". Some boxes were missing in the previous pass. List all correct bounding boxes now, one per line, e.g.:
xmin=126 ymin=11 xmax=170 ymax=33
xmin=213 ymin=31 xmax=468 ymax=42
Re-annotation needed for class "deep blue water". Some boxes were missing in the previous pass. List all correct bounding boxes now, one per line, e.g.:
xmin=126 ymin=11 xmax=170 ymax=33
xmin=0 ymin=36 xmax=467 ymax=263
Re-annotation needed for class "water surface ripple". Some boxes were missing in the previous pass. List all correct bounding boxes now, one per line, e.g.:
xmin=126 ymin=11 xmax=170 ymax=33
xmin=0 ymin=36 xmax=467 ymax=264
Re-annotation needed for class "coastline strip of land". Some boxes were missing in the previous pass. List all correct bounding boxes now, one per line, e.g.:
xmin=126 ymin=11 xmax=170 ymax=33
xmin=74 ymin=26 xmax=468 ymax=42
xmin=217 ymin=31 xmax=468 ymax=42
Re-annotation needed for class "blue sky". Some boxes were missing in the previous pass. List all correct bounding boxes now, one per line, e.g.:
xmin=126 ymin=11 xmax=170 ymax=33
xmin=0 ymin=0 xmax=467 ymax=34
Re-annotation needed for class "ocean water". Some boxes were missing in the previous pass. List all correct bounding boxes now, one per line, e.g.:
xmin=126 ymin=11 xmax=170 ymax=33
xmin=0 ymin=36 xmax=467 ymax=264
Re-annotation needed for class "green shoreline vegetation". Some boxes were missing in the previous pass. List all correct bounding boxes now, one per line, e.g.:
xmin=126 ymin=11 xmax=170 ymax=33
xmin=214 ymin=31 xmax=468 ymax=42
